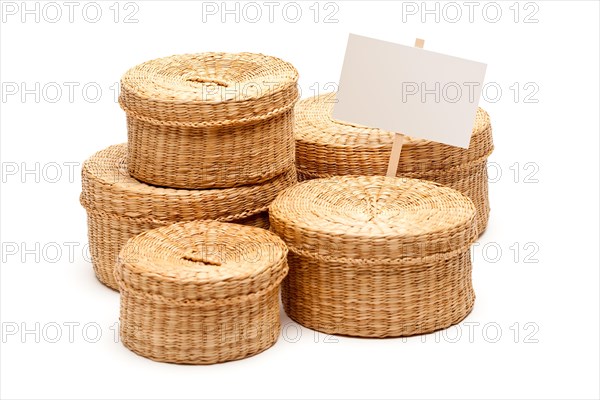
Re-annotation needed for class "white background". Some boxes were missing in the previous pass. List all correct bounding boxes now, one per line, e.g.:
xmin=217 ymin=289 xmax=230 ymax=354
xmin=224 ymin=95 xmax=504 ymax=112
xmin=1 ymin=1 xmax=599 ymax=399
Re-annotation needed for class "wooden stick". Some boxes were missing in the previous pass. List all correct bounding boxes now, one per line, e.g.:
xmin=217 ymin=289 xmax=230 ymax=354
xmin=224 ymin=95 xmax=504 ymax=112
xmin=385 ymin=38 xmax=425 ymax=178
xmin=386 ymin=133 xmax=405 ymax=177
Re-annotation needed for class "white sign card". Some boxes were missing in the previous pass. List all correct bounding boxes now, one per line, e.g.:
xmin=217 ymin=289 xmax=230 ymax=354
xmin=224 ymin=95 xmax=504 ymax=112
xmin=333 ymin=33 xmax=487 ymax=149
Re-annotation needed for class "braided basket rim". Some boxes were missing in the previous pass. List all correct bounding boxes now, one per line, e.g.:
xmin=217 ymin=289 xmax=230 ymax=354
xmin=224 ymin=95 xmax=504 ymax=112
xmin=119 ymin=52 xmax=299 ymax=125
xmin=269 ymin=176 xmax=477 ymax=260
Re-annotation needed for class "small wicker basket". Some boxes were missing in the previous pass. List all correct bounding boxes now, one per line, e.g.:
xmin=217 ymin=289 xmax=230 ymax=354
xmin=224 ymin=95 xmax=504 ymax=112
xmin=81 ymin=144 xmax=296 ymax=290
xmin=295 ymin=93 xmax=493 ymax=236
xmin=120 ymin=52 xmax=299 ymax=189
xmin=269 ymin=176 xmax=478 ymax=338
xmin=115 ymin=220 xmax=288 ymax=364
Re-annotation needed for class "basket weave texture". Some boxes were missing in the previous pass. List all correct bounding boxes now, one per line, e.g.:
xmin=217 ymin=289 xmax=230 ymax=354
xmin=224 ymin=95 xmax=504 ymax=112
xmin=80 ymin=144 xmax=297 ymax=290
xmin=115 ymin=220 xmax=288 ymax=364
xmin=269 ymin=176 xmax=478 ymax=338
xmin=295 ymin=93 xmax=493 ymax=235
xmin=120 ymin=52 xmax=299 ymax=189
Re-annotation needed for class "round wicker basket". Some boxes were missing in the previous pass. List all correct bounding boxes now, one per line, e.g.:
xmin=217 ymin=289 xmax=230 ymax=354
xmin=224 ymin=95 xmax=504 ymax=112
xmin=295 ymin=93 xmax=493 ymax=235
xmin=81 ymin=144 xmax=297 ymax=290
xmin=115 ymin=220 xmax=288 ymax=364
xmin=120 ymin=52 xmax=299 ymax=189
xmin=269 ymin=176 xmax=478 ymax=338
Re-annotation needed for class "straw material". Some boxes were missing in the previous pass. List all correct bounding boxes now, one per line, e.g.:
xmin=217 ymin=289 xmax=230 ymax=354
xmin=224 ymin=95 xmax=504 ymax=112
xmin=81 ymin=144 xmax=297 ymax=290
xmin=115 ymin=220 xmax=288 ymax=364
xmin=269 ymin=176 xmax=478 ymax=338
xmin=295 ymin=93 xmax=493 ymax=235
xmin=120 ymin=52 xmax=299 ymax=189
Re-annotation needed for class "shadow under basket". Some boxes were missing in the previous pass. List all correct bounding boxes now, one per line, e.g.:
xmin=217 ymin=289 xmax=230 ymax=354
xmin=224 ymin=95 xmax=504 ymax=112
xmin=269 ymin=176 xmax=478 ymax=338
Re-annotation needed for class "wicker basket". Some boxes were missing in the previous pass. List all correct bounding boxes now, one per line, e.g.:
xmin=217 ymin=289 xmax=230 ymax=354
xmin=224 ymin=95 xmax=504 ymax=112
xmin=115 ymin=220 xmax=288 ymax=364
xmin=269 ymin=176 xmax=478 ymax=338
xmin=295 ymin=93 xmax=493 ymax=235
xmin=81 ymin=144 xmax=297 ymax=290
xmin=119 ymin=52 xmax=299 ymax=189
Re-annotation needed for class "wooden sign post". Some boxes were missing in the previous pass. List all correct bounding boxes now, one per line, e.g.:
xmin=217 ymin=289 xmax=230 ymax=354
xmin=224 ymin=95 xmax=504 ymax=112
xmin=386 ymin=38 xmax=424 ymax=178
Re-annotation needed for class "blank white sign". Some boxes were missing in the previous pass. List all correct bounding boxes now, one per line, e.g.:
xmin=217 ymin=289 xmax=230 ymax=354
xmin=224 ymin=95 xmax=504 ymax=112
xmin=333 ymin=34 xmax=487 ymax=148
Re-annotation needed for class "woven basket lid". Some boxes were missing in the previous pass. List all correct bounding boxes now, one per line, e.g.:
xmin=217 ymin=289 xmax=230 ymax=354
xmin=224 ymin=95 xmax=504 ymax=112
xmin=269 ymin=176 xmax=477 ymax=262
xmin=295 ymin=93 xmax=493 ymax=174
xmin=116 ymin=220 xmax=288 ymax=301
xmin=80 ymin=144 xmax=297 ymax=222
xmin=119 ymin=52 xmax=299 ymax=127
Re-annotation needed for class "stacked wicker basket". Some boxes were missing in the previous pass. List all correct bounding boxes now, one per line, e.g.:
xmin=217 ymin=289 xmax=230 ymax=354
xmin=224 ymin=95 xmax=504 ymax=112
xmin=80 ymin=52 xmax=300 ymax=364
xmin=116 ymin=220 xmax=289 ymax=364
xmin=80 ymin=51 xmax=494 ymax=365
xmin=270 ymin=176 xmax=478 ymax=337
xmin=294 ymin=92 xmax=494 ymax=236
xmin=81 ymin=52 xmax=299 ymax=290
xmin=119 ymin=52 xmax=299 ymax=189
xmin=81 ymin=144 xmax=296 ymax=289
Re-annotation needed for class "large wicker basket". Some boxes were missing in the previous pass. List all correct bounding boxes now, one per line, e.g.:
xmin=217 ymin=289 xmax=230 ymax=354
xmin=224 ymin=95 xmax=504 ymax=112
xmin=115 ymin=220 xmax=288 ymax=364
xmin=119 ymin=52 xmax=299 ymax=189
xmin=295 ymin=93 xmax=493 ymax=236
xmin=269 ymin=176 xmax=478 ymax=338
xmin=81 ymin=144 xmax=297 ymax=290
